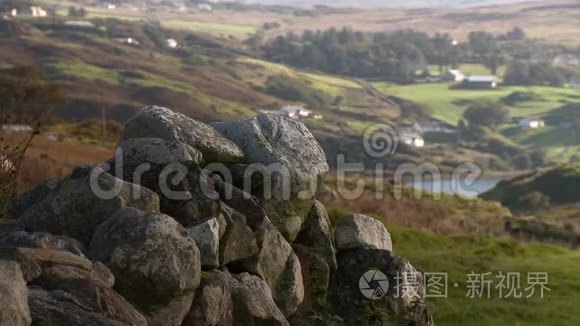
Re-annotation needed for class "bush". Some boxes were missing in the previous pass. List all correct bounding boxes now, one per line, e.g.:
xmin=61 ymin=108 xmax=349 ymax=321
xmin=514 ymin=192 xmax=551 ymax=210
xmin=264 ymin=75 xmax=332 ymax=108
xmin=463 ymin=101 xmax=509 ymax=130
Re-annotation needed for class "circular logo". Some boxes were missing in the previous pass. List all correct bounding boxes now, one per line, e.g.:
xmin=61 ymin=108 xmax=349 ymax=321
xmin=363 ymin=124 xmax=399 ymax=158
xmin=359 ymin=270 xmax=390 ymax=300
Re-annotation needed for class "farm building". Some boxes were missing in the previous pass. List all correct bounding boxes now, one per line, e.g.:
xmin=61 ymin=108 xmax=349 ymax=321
xmin=442 ymin=69 xmax=465 ymax=82
xmin=519 ymin=117 xmax=545 ymax=129
xmin=461 ymin=75 xmax=498 ymax=89
xmin=399 ymin=133 xmax=425 ymax=148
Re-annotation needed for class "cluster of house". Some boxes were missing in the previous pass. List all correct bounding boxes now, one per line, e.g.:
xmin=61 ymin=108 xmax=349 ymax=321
xmin=260 ymin=105 xmax=322 ymax=120
xmin=6 ymin=6 xmax=48 ymax=18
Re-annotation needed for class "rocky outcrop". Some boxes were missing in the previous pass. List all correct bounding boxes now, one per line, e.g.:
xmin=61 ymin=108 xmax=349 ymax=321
xmin=213 ymin=113 xmax=329 ymax=241
xmin=122 ymin=106 xmax=244 ymax=163
xmin=89 ymin=208 xmax=201 ymax=317
xmin=334 ymin=214 xmax=393 ymax=251
xmin=0 ymin=261 xmax=31 ymax=326
xmin=4 ymin=106 xmax=433 ymax=325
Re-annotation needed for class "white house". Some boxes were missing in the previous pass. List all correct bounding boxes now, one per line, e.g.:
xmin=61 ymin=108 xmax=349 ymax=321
xmin=399 ymin=133 xmax=425 ymax=148
xmin=10 ymin=9 xmax=17 ymax=17
xmin=114 ymin=37 xmax=140 ymax=46
xmin=167 ymin=38 xmax=179 ymax=48
xmin=462 ymin=75 xmax=498 ymax=89
xmin=442 ymin=69 xmax=465 ymax=82
xmin=519 ymin=117 xmax=545 ymax=129
xmin=278 ymin=105 xmax=312 ymax=119
xmin=30 ymin=6 xmax=47 ymax=17
xmin=569 ymin=75 xmax=580 ymax=89
xmin=553 ymin=54 xmax=579 ymax=67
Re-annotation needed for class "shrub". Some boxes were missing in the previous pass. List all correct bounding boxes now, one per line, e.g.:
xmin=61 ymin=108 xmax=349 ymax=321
xmin=514 ymin=192 xmax=551 ymax=211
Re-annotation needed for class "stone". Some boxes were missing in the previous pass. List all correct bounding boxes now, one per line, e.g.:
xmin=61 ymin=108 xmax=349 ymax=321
xmin=0 ymin=261 xmax=31 ymax=326
xmin=330 ymin=249 xmax=433 ymax=326
xmin=28 ymin=286 xmax=128 ymax=326
xmin=16 ymin=169 xmax=160 ymax=245
xmin=230 ymin=273 xmax=289 ymax=326
xmin=242 ymin=221 xmax=304 ymax=317
xmin=334 ymin=214 xmax=392 ymax=251
xmin=183 ymin=271 xmax=233 ymax=326
xmin=187 ymin=218 xmax=220 ymax=269
xmin=7 ymin=177 xmax=62 ymax=220
xmin=212 ymin=113 xmax=329 ymax=241
xmin=294 ymin=200 xmax=337 ymax=271
xmin=121 ymin=106 xmax=244 ymax=163
xmin=291 ymin=244 xmax=330 ymax=311
xmin=113 ymin=161 xmax=220 ymax=226
xmin=89 ymin=208 xmax=201 ymax=312
xmin=0 ymin=231 xmax=86 ymax=256
xmin=219 ymin=204 xmax=258 ymax=267
xmin=117 ymin=137 xmax=203 ymax=165
xmin=146 ymin=292 xmax=195 ymax=326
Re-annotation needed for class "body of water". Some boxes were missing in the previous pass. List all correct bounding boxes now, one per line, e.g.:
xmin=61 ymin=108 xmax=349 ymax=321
xmin=405 ymin=176 xmax=505 ymax=198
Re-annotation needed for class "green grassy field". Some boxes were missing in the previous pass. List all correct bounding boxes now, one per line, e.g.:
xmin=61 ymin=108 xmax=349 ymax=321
xmin=372 ymin=82 xmax=579 ymax=125
xmin=388 ymin=223 xmax=580 ymax=325
xmin=161 ymin=20 xmax=257 ymax=36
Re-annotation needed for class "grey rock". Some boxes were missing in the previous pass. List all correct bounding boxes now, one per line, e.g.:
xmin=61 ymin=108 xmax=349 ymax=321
xmin=16 ymin=169 xmax=160 ymax=245
xmin=187 ymin=218 xmax=220 ymax=269
xmin=230 ymin=273 xmax=289 ymax=326
xmin=7 ymin=177 xmax=61 ymax=220
xmin=291 ymin=244 xmax=330 ymax=311
xmin=294 ymin=200 xmax=337 ymax=271
xmin=117 ymin=137 xmax=203 ymax=165
xmin=0 ymin=261 xmax=31 ymax=326
xmin=219 ymin=204 xmax=258 ymax=267
xmin=28 ymin=286 xmax=128 ymax=326
xmin=113 ymin=161 xmax=220 ymax=226
xmin=242 ymin=221 xmax=304 ymax=317
xmin=330 ymin=249 xmax=433 ymax=326
xmin=212 ymin=113 xmax=329 ymax=241
xmin=334 ymin=214 xmax=392 ymax=251
xmin=121 ymin=106 xmax=244 ymax=163
xmin=0 ymin=231 xmax=86 ymax=256
xmin=183 ymin=271 xmax=233 ymax=326
xmin=146 ymin=292 xmax=195 ymax=326
xmin=89 ymin=208 xmax=201 ymax=312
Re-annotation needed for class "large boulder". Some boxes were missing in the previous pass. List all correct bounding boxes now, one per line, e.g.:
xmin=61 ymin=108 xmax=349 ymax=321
xmin=212 ymin=113 xmax=329 ymax=241
xmin=187 ymin=217 xmax=220 ymax=269
xmin=294 ymin=200 xmax=337 ymax=271
xmin=15 ymin=167 xmax=160 ymax=245
xmin=117 ymin=137 xmax=203 ymax=165
xmin=330 ymin=248 xmax=433 ymax=326
xmin=0 ymin=231 xmax=85 ymax=256
xmin=0 ymin=261 xmax=31 ymax=326
xmin=230 ymin=273 xmax=289 ymax=326
xmin=291 ymin=245 xmax=330 ymax=311
xmin=7 ymin=177 xmax=62 ymax=220
xmin=121 ymin=106 xmax=244 ymax=163
xmin=89 ymin=208 xmax=201 ymax=319
xmin=28 ymin=287 xmax=128 ymax=326
xmin=219 ymin=204 xmax=258 ymax=267
xmin=183 ymin=271 xmax=233 ymax=326
xmin=113 ymin=161 xmax=220 ymax=226
xmin=242 ymin=221 xmax=304 ymax=317
xmin=334 ymin=214 xmax=392 ymax=251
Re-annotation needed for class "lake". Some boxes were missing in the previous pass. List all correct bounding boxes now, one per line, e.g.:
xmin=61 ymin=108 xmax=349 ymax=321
xmin=405 ymin=176 xmax=504 ymax=198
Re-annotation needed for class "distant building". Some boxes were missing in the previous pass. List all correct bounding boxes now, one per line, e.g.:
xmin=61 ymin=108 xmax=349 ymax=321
xmin=441 ymin=69 xmax=464 ymax=82
xmin=2 ymin=124 xmax=33 ymax=132
xmin=10 ymin=9 xmax=17 ymax=17
xmin=461 ymin=75 xmax=498 ymax=89
xmin=399 ymin=133 xmax=425 ymax=148
xmin=519 ymin=117 xmax=545 ymax=129
xmin=30 ymin=6 xmax=47 ymax=17
xmin=396 ymin=119 xmax=456 ymax=134
xmin=167 ymin=38 xmax=179 ymax=48
xmin=569 ymin=75 xmax=580 ymax=89
xmin=114 ymin=37 xmax=140 ymax=46
xmin=278 ymin=105 xmax=312 ymax=119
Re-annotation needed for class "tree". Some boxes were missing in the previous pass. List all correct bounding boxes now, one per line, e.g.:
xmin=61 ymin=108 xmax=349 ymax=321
xmin=463 ymin=101 xmax=510 ymax=130
xmin=68 ymin=6 xmax=87 ymax=18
